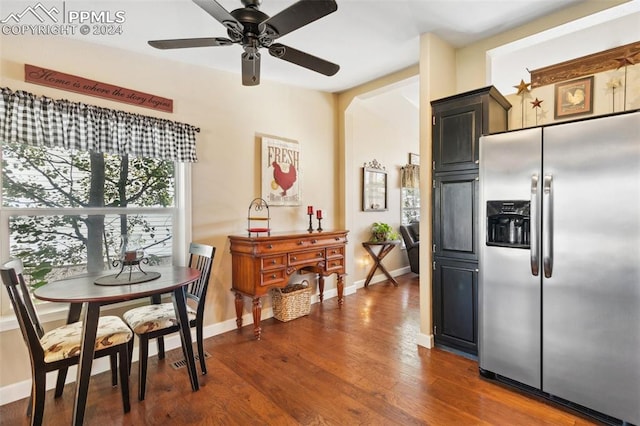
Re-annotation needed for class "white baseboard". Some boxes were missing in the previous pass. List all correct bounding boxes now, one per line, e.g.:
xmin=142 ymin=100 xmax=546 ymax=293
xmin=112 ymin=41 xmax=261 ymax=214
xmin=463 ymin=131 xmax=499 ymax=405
xmin=353 ymin=266 xmax=411 ymax=288
xmin=416 ymin=332 xmax=434 ymax=349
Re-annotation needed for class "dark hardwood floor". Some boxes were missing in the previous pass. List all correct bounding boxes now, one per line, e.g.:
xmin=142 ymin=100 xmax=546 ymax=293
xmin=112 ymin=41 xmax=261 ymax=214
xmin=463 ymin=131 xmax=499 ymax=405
xmin=0 ymin=273 xmax=599 ymax=425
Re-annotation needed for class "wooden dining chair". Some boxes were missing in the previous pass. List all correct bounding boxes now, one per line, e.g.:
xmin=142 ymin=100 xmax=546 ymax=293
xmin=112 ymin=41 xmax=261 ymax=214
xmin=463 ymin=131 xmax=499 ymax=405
xmin=0 ymin=258 xmax=133 ymax=425
xmin=122 ymin=243 xmax=215 ymax=401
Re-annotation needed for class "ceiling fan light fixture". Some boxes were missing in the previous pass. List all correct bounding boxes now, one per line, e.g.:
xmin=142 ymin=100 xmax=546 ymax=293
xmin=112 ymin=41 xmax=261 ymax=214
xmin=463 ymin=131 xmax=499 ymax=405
xmin=149 ymin=0 xmax=340 ymax=86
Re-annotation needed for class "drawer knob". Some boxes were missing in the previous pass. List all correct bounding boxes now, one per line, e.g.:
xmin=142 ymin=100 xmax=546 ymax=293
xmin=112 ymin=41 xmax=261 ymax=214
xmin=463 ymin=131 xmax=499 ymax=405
xmin=267 ymin=244 xmax=273 ymax=249
xmin=292 ymin=256 xmax=297 ymax=261
xmin=271 ymin=274 xmax=277 ymax=279
xmin=311 ymin=239 xmax=317 ymax=244
xmin=297 ymin=240 xmax=304 ymax=245
xmin=271 ymin=260 xmax=276 ymax=264
xmin=317 ymin=252 xmax=323 ymax=257
xmin=335 ymin=237 xmax=340 ymax=240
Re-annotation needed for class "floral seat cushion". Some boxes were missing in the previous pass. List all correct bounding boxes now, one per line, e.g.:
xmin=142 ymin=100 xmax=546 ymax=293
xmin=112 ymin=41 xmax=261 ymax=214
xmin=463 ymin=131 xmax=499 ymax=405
xmin=41 ymin=316 xmax=132 ymax=363
xmin=123 ymin=303 xmax=196 ymax=335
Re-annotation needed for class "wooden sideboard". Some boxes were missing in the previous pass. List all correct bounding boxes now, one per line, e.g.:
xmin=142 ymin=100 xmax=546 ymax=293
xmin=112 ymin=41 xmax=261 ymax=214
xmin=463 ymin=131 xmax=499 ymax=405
xmin=229 ymin=230 xmax=349 ymax=339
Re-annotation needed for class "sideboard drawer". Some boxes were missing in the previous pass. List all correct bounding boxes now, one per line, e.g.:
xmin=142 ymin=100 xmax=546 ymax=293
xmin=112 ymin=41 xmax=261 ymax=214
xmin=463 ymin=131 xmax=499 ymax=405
xmin=260 ymin=269 xmax=286 ymax=287
xmin=326 ymin=246 xmax=344 ymax=259
xmin=261 ymin=255 xmax=286 ymax=270
xmin=252 ymin=236 xmax=347 ymax=254
xmin=326 ymin=258 xmax=344 ymax=272
xmin=288 ymin=249 xmax=325 ymax=267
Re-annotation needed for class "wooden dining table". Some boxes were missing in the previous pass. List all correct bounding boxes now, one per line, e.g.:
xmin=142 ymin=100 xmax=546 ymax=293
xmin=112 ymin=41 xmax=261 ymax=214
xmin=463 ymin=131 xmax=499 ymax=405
xmin=33 ymin=265 xmax=201 ymax=426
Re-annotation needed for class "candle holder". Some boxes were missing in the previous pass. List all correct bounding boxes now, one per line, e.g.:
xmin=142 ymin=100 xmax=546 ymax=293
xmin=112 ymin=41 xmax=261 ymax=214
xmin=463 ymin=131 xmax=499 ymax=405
xmin=317 ymin=217 xmax=323 ymax=232
xmin=307 ymin=213 xmax=314 ymax=233
xmin=112 ymin=254 xmax=149 ymax=281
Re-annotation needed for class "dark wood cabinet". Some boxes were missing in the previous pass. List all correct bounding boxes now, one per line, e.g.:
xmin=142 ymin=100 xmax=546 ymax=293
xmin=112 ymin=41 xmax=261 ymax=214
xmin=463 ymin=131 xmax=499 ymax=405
xmin=432 ymin=86 xmax=511 ymax=173
xmin=433 ymin=172 xmax=479 ymax=262
xmin=432 ymin=258 xmax=478 ymax=354
xmin=431 ymin=86 xmax=510 ymax=355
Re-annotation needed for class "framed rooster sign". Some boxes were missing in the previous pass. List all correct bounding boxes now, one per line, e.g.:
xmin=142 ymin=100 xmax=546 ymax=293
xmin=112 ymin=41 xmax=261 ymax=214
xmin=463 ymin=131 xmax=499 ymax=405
xmin=261 ymin=135 xmax=300 ymax=206
xmin=554 ymin=76 xmax=593 ymax=119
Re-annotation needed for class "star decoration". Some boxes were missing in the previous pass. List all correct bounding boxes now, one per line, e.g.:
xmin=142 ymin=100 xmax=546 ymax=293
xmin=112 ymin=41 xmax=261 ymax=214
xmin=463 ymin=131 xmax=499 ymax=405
xmin=614 ymin=54 xmax=636 ymax=69
xmin=530 ymin=98 xmax=543 ymax=109
xmin=513 ymin=79 xmax=531 ymax=95
xmin=606 ymin=77 xmax=622 ymax=90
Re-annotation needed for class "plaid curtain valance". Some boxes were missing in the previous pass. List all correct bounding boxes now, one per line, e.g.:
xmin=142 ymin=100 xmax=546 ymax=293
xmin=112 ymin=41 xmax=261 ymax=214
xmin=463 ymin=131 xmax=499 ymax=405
xmin=0 ymin=87 xmax=198 ymax=162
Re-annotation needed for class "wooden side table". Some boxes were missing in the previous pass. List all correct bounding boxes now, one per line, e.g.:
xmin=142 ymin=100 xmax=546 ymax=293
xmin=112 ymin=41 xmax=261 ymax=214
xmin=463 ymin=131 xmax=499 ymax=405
xmin=362 ymin=240 xmax=400 ymax=287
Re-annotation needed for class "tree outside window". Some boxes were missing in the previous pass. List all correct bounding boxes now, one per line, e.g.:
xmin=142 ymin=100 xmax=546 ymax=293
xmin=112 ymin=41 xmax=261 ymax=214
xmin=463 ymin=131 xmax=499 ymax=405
xmin=1 ymin=142 xmax=176 ymax=288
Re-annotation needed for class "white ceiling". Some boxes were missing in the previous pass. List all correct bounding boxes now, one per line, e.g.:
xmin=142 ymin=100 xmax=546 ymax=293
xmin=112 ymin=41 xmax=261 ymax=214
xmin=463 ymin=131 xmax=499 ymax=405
xmin=29 ymin=0 xmax=597 ymax=93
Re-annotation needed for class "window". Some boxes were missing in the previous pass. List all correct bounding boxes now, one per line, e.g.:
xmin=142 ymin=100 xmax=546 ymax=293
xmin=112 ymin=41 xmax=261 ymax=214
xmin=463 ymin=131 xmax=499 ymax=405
xmin=0 ymin=142 xmax=190 ymax=315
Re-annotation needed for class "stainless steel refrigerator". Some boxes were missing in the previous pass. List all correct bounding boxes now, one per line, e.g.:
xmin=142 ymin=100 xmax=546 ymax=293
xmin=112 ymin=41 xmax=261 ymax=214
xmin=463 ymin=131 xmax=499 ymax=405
xmin=478 ymin=110 xmax=640 ymax=424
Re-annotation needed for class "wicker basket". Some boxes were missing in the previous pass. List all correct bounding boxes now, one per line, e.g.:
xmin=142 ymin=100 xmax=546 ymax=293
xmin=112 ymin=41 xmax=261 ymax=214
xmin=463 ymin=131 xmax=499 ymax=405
xmin=271 ymin=280 xmax=311 ymax=322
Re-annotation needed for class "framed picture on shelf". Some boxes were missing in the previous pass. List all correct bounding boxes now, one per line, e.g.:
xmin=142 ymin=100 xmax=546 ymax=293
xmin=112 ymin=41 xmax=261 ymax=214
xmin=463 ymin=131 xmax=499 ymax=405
xmin=554 ymin=76 xmax=594 ymax=119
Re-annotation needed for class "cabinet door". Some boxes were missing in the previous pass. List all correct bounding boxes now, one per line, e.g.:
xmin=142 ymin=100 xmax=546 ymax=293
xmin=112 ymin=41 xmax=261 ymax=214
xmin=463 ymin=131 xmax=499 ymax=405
xmin=433 ymin=258 xmax=478 ymax=355
xmin=433 ymin=103 xmax=482 ymax=172
xmin=433 ymin=172 xmax=478 ymax=261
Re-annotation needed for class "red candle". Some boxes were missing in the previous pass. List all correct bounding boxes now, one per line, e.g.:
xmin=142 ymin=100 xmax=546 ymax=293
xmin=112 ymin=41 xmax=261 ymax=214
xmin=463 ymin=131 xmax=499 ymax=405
xmin=316 ymin=209 xmax=322 ymax=219
xmin=307 ymin=205 xmax=313 ymax=215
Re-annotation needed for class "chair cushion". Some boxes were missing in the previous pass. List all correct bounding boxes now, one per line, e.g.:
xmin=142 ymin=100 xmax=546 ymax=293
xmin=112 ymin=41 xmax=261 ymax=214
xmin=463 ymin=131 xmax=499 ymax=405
xmin=123 ymin=303 xmax=196 ymax=335
xmin=41 ymin=316 xmax=132 ymax=363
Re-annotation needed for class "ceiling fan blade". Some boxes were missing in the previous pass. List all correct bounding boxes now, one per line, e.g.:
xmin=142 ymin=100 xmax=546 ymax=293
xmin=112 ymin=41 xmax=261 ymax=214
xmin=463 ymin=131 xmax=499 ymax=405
xmin=192 ymin=0 xmax=243 ymax=36
xmin=260 ymin=0 xmax=337 ymax=39
xmin=268 ymin=43 xmax=339 ymax=76
xmin=242 ymin=51 xmax=261 ymax=86
xmin=148 ymin=37 xmax=233 ymax=50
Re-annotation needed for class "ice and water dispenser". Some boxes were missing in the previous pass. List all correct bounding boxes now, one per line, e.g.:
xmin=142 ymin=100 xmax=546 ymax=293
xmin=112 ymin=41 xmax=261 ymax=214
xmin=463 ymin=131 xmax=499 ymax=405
xmin=486 ymin=201 xmax=530 ymax=249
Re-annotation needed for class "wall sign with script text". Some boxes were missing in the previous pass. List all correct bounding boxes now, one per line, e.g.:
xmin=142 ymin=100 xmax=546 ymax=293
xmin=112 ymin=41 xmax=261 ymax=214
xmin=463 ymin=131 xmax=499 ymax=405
xmin=24 ymin=64 xmax=173 ymax=113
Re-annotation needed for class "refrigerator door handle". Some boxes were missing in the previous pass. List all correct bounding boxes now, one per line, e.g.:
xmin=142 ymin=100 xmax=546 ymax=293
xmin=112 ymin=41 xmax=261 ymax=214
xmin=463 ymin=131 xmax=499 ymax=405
xmin=530 ymin=174 xmax=540 ymax=276
xmin=543 ymin=175 xmax=554 ymax=278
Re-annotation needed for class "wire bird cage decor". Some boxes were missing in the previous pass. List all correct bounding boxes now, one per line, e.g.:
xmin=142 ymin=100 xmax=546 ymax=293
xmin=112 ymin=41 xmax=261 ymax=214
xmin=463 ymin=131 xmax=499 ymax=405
xmin=247 ymin=198 xmax=271 ymax=236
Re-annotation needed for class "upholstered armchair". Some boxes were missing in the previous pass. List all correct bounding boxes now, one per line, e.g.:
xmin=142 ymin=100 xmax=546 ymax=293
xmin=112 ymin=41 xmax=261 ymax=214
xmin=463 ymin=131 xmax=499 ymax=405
xmin=400 ymin=221 xmax=420 ymax=274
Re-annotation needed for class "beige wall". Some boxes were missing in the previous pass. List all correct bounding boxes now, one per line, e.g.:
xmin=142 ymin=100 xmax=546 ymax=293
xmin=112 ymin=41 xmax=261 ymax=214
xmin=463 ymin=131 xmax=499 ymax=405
xmin=337 ymin=66 xmax=419 ymax=289
xmin=418 ymin=33 xmax=457 ymax=347
xmin=346 ymin=84 xmax=420 ymax=283
xmin=0 ymin=35 xmax=339 ymax=392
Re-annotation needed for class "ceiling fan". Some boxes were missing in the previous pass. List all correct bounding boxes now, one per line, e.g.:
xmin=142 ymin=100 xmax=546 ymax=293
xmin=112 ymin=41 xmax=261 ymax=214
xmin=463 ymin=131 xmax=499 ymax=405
xmin=148 ymin=0 xmax=340 ymax=86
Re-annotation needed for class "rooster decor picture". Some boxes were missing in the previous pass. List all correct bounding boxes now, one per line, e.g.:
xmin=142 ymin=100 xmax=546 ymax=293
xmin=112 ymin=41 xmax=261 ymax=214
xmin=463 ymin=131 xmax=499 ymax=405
xmin=262 ymin=136 xmax=300 ymax=206
xmin=554 ymin=76 xmax=594 ymax=119
xmin=272 ymin=161 xmax=297 ymax=196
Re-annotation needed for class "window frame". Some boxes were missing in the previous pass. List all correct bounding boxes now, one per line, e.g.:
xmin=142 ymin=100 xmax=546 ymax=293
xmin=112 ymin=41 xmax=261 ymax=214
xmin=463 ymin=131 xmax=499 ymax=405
xmin=0 ymin=150 xmax=192 ymax=324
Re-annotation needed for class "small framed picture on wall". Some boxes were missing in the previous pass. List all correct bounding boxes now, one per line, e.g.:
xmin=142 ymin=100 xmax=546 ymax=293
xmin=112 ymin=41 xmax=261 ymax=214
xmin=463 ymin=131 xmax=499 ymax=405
xmin=409 ymin=152 xmax=420 ymax=165
xmin=554 ymin=76 xmax=594 ymax=119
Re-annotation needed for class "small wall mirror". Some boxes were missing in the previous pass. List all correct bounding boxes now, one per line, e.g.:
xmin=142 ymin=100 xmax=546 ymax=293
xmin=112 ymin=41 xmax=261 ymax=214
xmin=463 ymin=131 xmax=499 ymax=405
xmin=362 ymin=160 xmax=388 ymax=211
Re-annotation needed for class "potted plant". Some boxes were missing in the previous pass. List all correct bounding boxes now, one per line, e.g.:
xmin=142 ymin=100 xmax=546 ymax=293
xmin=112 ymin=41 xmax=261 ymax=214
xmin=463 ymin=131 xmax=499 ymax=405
xmin=370 ymin=222 xmax=399 ymax=242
